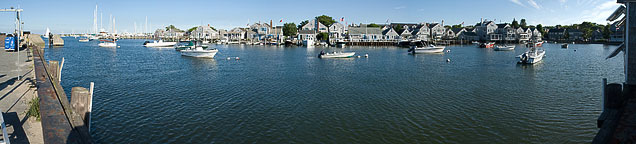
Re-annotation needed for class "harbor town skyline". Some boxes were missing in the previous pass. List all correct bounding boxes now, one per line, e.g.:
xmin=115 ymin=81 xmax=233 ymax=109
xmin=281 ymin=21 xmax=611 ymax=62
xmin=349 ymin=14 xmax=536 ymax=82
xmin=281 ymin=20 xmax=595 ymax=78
xmin=0 ymin=0 xmax=621 ymax=34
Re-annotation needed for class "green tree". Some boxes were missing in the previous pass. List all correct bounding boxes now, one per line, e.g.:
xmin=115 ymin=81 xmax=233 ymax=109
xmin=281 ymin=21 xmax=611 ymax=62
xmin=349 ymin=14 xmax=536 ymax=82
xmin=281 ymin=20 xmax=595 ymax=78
xmin=165 ymin=25 xmax=183 ymax=32
xmin=393 ymin=24 xmax=405 ymax=34
xmin=536 ymin=24 xmax=545 ymax=37
xmin=603 ymin=23 xmax=611 ymax=39
xmin=520 ymin=19 xmax=527 ymax=28
xmin=315 ymin=15 xmax=336 ymax=27
xmin=187 ymin=27 xmax=198 ymax=32
xmin=298 ymin=20 xmax=309 ymax=30
xmin=368 ymin=23 xmax=381 ymax=27
xmin=511 ymin=18 xmax=519 ymax=28
xmin=451 ymin=24 xmax=463 ymax=29
xmin=316 ymin=32 xmax=329 ymax=41
xmin=283 ymin=23 xmax=298 ymax=37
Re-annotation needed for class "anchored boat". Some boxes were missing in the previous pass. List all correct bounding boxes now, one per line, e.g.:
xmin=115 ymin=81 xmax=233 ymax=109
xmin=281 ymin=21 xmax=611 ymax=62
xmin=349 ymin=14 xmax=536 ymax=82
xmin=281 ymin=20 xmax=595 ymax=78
xmin=318 ymin=51 xmax=356 ymax=58
xmin=408 ymin=45 xmax=445 ymax=54
xmin=494 ymin=45 xmax=515 ymax=51
xmin=98 ymin=39 xmax=117 ymax=48
xmin=518 ymin=46 xmax=545 ymax=64
xmin=144 ymin=40 xmax=177 ymax=47
xmin=480 ymin=42 xmax=495 ymax=48
xmin=181 ymin=46 xmax=218 ymax=58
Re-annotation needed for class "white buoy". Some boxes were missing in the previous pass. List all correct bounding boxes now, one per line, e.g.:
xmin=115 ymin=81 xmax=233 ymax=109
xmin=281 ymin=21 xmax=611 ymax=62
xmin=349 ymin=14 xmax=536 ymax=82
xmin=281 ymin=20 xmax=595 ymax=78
xmin=227 ymin=57 xmax=231 ymax=60
xmin=357 ymin=56 xmax=361 ymax=58
xmin=446 ymin=59 xmax=451 ymax=62
xmin=364 ymin=54 xmax=369 ymax=57
xmin=235 ymin=57 xmax=240 ymax=60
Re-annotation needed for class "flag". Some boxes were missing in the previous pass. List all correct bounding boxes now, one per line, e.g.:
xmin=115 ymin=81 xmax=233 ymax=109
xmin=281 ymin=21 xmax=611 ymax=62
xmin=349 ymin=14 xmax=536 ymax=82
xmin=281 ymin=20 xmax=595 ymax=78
xmin=340 ymin=17 xmax=344 ymax=22
xmin=280 ymin=19 xmax=283 ymax=23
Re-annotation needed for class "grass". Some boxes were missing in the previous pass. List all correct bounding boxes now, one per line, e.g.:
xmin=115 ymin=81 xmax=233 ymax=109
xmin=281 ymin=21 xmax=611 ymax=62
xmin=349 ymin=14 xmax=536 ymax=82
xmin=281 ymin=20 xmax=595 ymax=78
xmin=27 ymin=96 xmax=40 ymax=121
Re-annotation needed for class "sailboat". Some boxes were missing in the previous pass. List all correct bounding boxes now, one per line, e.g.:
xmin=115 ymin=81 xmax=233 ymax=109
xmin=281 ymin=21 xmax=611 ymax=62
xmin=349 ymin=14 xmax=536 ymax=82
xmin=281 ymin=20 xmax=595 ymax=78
xmin=43 ymin=28 xmax=51 ymax=39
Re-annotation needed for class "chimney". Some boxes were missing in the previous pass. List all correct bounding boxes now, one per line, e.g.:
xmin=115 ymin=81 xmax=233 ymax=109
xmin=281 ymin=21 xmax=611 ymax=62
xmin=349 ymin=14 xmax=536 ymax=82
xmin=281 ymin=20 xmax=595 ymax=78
xmin=481 ymin=18 xmax=483 ymax=26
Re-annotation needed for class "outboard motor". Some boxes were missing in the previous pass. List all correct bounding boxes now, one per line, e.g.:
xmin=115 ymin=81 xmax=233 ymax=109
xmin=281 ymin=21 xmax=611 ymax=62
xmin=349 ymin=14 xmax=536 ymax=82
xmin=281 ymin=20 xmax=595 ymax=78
xmin=318 ymin=50 xmax=325 ymax=58
xmin=143 ymin=41 xmax=150 ymax=45
xmin=408 ymin=46 xmax=415 ymax=53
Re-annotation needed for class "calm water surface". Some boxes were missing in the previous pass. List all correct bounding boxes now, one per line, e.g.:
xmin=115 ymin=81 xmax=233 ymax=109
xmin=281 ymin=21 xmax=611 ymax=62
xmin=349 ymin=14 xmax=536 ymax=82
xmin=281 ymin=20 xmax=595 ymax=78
xmin=45 ymin=38 xmax=623 ymax=143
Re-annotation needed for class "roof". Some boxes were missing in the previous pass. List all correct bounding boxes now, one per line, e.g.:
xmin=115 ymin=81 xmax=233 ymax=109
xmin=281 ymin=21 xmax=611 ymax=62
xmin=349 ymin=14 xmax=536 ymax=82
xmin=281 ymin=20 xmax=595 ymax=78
xmin=298 ymin=30 xmax=316 ymax=34
xmin=428 ymin=23 xmax=441 ymax=29
xmin=549 ymin=28 xmax=566 ymax=33
xmin=348 ymin=27 xmax=382 ymax=35
xmin=451 ymin=28 xmax=464 ymax=33
xmin=496 ymin=24 xmax=509 ymax=29
xmin=383 ymin=28 xmax=398 ymax=35
xmin=462 ymin=32 xmax=478 ymax=36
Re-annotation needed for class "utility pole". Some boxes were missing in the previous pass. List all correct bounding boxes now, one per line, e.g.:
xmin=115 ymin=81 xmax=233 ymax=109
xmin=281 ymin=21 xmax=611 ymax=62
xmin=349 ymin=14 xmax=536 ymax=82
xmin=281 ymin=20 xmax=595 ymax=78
xmin=1 ymin=8 xmax=24 ymax=80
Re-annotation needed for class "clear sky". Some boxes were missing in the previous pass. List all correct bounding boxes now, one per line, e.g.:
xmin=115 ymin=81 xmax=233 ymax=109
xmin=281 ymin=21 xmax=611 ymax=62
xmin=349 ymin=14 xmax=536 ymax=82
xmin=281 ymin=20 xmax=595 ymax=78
xmin=0 ymin=0 xmax=622 ymax=34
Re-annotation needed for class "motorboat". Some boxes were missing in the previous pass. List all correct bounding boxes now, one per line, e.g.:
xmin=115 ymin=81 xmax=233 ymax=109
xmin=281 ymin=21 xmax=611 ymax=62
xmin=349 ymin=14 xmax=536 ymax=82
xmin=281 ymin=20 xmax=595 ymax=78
xmin=318 ymin=51 xmax=356 ymax=58
xmin=561 ymin=44 xmax=568 ymax=49
xmin=180 ymin=46 xmax=218 ymax=58
xmin=408 ymin=45 xmax=446 ymax=54
xmin=494 ymin=45 xmax=515 ymax=51
xmin=144 ymin=40 xmax=177 ymax=47
xmin=175 ymin=41 xmax=195 ymax=51
xmin=98 ymin=39 xmax=117 ymax=48
xmin=480 ymin=42 xmax=495 ymax=48
xmin=79 ymin=38 xmax=89 ymax=42
xmin=518 ymin=47 xmax=545 ymax=64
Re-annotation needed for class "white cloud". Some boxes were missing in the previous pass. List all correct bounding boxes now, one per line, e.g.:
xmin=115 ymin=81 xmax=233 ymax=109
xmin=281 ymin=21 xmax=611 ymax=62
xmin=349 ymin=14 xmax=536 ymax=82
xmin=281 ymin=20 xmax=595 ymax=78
xmin=510 ymin=0 xmax=524 ymax=6
xmin=394 ymin=6 xmax=406 ymax=10
xmin=527 ymin=0 xmax=541 ymax=9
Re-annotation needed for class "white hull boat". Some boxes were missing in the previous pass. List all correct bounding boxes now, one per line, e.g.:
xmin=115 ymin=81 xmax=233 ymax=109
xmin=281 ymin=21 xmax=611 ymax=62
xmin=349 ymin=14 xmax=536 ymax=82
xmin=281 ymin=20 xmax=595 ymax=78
xmin=318 ymin=51 xmax=356 ymax=58
xmin=181 ymin=47 xmax=218 ymax=58
xmin=409 ymin=45 xmax=445 ymax=54
xmin=518 ymin=49 xmax=545 ymax=64
xmin=494 ymin=45 xmax=515 ymax=51
xmin=144 ymin=40 xmax=177 ymax=47
xmin=98 ymin=39 xmax=117 ymax=48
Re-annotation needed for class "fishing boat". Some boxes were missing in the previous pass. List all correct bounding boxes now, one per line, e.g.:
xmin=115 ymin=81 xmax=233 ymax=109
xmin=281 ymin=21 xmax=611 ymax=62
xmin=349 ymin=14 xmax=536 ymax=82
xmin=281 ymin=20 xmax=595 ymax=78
xmin=480 ymin=42 xmax=495 ymax=48
xmin=79 ymin=38 xmax=90 ymax=42
xmin=98 ymin=39 xmax=117 ymax=47
xmin=318 ymin=51 xmax=356 ymax=58
xmin=180 ymin=46 xmax=218 ymax=58
xmin=408 ymin=45 xmax=446 ymax=54
xmin=494 ymin=45 xmax=515 ymax=51
xmin=561 ymin=43 xmax=568 ymax=49
xmin=144 ymin=40 xmax=177 ymax=47
xmin=175 ymin=41 xmax=195 ymax=51
xmin=518 ymin=46 xmax=545 ymax=64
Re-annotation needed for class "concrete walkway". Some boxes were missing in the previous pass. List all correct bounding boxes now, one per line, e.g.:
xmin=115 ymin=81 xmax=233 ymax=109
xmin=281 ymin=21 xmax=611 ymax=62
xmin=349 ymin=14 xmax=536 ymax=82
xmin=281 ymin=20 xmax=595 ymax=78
xmin=0 ymin=45 xmax=43 ymax=144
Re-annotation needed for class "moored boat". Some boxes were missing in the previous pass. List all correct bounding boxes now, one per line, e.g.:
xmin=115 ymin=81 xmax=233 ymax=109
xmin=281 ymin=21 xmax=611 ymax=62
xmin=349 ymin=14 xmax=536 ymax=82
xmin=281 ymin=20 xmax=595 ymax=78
xmin=408 ymin=45 xmax=445 ymax=54
xmin=518 ymin=47 xmax=545 ymax=64
xmin=318 ymin=51 xmax=356 ymax=58
xmin=494 ymin=45 xmax=515 ymax=51
xmin=480 ymin=42 xmax=495 ymax=48
xmin=144 ymin=40 xmax=177 ymax=47
xmin=98 ymin=39 xmax=117 ymax=48
xmin=180 ymin=46 xmax=218 ymax=58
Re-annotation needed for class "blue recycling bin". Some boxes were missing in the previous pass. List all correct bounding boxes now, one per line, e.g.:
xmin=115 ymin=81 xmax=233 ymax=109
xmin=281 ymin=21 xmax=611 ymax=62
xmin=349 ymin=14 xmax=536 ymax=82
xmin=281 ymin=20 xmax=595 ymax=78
xmin=4 ymin=37 xmax=15 ymax=51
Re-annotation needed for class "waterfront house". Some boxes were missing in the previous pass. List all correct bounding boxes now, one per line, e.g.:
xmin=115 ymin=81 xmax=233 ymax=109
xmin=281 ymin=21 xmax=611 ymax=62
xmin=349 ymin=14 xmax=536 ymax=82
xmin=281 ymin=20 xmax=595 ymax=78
xmin=446 ymin=28 xmax=466 ymax=40
xmin=610 ymin=23 xmax=624 ymax=43
xmin=530 ymin=28 xmax=542 ymax=41
xmin=517 ymin=28 xmax=531 ymax=42
xmin=165 ymin=28 xmax=185 ymax=39
xmin=301 ymin=19 xmax=328 ymax=33
xmin=411 ymin=25 xmax=431 ymax=41
xmin=218 ymin=29 xmax=228 ymax=42
xmin=476 ymin=21 xmax=497 ymax=41
xmin=458 ymin=31 xmax=479 ymax=41
xmin=503 ymin=27 xmax=517 ymax=41
xmin=428 ymin=23 xmax=445 ymax=40
xmin=190 ymin=25 xmax=218 ymax=40
xmin=348 ymin=26 xmax=383 ymax=42
xmin=329 ymin=23 xmax=346 ymax=41
xmin=567 ymin=29 xmax=584 ymax=41
xmin=382 ymin=28 xmax=400 ymax=41
xmin=297 ymin=30 xmax=316 ymax=42
xmin=268 ymin=26 xmax=284 ymax=43
xmin=228 ymin=28 xmax=246 ymax=41
xmin=592 ymin=29 xmax=605 ymax=41
xmin=548 ymin=28 xmax=566 ymax=41
xmin=399 ymin=29 xmax=413 ymax=40
xmin=153 ymin=29 xmax=165 ymax=39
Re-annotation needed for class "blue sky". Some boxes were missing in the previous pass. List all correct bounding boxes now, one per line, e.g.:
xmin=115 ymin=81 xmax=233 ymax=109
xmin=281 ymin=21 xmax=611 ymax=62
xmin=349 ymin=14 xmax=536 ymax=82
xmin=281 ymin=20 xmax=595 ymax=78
xmin=0 ymin=0 xmax=621 ymax=34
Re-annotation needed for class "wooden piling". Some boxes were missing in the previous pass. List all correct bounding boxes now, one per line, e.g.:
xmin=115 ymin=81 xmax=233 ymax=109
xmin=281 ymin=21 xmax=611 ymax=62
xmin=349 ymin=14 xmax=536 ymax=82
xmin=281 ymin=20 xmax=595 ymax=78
xmin=48 ymin=60 xmax=59 ymax=81
xmin=70 ymin=87 xmax=91 ymax=127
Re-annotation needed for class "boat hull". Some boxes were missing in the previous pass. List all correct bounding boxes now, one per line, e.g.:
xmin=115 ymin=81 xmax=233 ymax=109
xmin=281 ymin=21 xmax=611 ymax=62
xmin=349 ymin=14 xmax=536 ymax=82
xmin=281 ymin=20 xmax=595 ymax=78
xmin=181 ymin=49 xmax=218 ymax=58
xmin=319 ymin=52 xmax=355 ymax=58
xmin=518 ymin=50 xmax=545 ymax=64
xmin=145 ymin=42 xmax=177 ymax=47
xmin=494 ymin=46 xmax=515 ymax=51
xmin=98 ymin=43 xmax=117 ymax=48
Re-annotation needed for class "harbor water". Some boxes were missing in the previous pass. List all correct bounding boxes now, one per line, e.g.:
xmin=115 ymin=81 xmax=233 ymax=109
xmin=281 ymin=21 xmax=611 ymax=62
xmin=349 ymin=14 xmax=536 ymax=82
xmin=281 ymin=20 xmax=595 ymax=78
xmin=45 ymin=38 xmax=623 ymax=143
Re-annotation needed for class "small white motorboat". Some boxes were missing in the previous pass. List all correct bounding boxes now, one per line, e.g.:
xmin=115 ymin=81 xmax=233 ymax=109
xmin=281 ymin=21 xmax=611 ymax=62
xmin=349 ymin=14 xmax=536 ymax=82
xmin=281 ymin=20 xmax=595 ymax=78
xmin=181 ymin=46 xmax=218 ymax=58
xmin=318 ymin=51 xmax=356 ymax=58
xmin=98 ymin=39 xmax=117 ymax=48
xmin=518 ymin=47 xmax=545 ymax=64
xmin=494 ymin=45 xmax=515 ymax=51
xmin=408 ymin=45 xmax=445 ymax=54
xmin=144 ymin=40 xmax=177 ymax=47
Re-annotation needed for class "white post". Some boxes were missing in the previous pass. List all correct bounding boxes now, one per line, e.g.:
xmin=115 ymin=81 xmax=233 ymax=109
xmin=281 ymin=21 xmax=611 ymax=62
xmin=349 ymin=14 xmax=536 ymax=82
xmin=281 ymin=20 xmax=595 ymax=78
xmin=59 ymin=57 xmax=64 ymax=82
xmin=88 ymin=82 xmax=94 ymax=132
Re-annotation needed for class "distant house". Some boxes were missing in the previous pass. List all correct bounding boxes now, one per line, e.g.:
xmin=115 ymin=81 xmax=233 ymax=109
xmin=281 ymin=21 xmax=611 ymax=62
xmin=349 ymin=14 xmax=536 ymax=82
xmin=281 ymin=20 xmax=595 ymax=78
xmin=382 ymin=28 xmax=400 ymax=41
xmin=428 ymin=23 xmax=445 ymax=40
xmin=153 ymin=29 xmax=165 ymax=39
xmin=610 ymin=24 xmax=624 ymax=43
xmin=517 ymin=28 xmax=531 ymax=42
xmin=348 ymin=27 xmax=383 ymax=42
xmin=190 ymin=25 xmax=218 ymax=40
xmin=329 ymin=23 xmax=346 ymax=41
xmin=503 ymin=27 xmax=517 ymax=41
xmin=476 ymin=21 xmax=498 ymax=41
xmin=164 ymin=28 xmax=185 ymax=39
xmin=458 ymin=31 xmax=479 ymax=41
xmin=411 ymin=25 xmax=430 ymax=41
xmin=548 ymin=28 xmax=566 ymax=41
xmin=568 ymin=29 xmax=584 ymax=41
xmin=217 ymin=29 xmax=228 ymax=41
xmin=530 ymin=28 xmax=542 ymax=41
xmin=268 ymin=26 xmax=284 ymax=42
xmin=301 ymin=19 xmax=328 ymax=33
xmin=228 ymin=28 xmax=246 ymax=41
xmin=592 ymin=29 xmax=605 ymax=41
xmin=297 ymin=30 xmax=316 ymax=42
xmin=399 ymin=29 xmax=412 ymax=40
xmin=446 ymin=28 xmax=466 ymax=40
